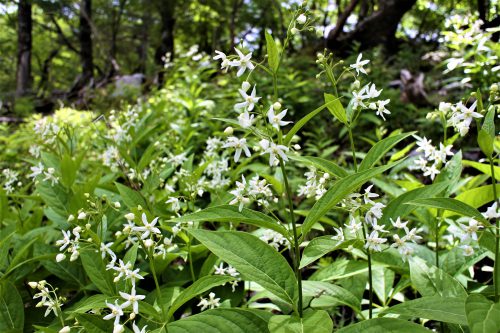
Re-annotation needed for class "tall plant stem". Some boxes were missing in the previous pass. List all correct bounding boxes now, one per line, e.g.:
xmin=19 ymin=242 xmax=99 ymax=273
xmin=490 ymin=156 xmax=499 ymax=302
xmin=147 ymin=247 xmax=167 ymax=322
xmin=348 ymin=127 xmax=358 ymax=171
xmin=435 ymin=213 xmax=440 ymax=267
xmin=279 ymin=158 xmax=303 ymax=317
xmin=361 ymin=224 xmax=373 ymax=319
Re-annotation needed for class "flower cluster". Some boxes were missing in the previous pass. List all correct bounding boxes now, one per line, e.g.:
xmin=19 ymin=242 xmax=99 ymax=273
xmin=259 ymin=229 xmax=290 ymax=250
xmin=297 ymin=168 xmax=330 ymax=200
xmin=412 ymin=135 xmax=454 ymax=180
xmin=214 ymin=262 xmax=241 ymax=291
xmin=229 ymin=175 xmax=277 ymax=211
xmin=2 ymin=168 xmax=20 ymax=193
xmin=440 ymin=101 xmax=483 ymax=136
xmin=29 ymin=280 xmax=66 ymax=318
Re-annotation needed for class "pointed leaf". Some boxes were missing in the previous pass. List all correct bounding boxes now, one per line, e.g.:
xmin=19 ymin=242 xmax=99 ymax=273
xmin=466 ymin=294 xmax=500 ymax=333
xmin=265 ymin=31 xmax=279 ymax=72
xmin=190 ymin=230 xmax=298 ymax=306
xmin=300 ymin=238 xmax=361 ymax=268
xmin=337 ymin=318 xmax=432 ymax=333
xmin=268 ymin=309 xmax=332 ymax=333
xmin=289 ymin=155 xmax=348 ymax=178
xmin=359 ymin=132 xmax=415 ymax=171
xmin=405 ymin=197 xmax=488 ymax=224
xmin=0 ymin=281 xmax=24 ymax=332
xmin=324 ymin=93 xmax=347 ymax=124
xmin=172 ymin=205 xmax=287 ymax=236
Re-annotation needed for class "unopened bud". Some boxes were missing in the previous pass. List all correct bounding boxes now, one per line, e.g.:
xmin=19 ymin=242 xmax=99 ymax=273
xmin=59 ymin=326 xmax=71 ymax=333
xmin=241 ymin=81 xmax=251 ymax=92
xmin=273 ymin=102 xmax=282 ymax=111
xmin=291 ymin=27 xmax=299 ymax=35
xmin=297 ymin=14 xmax=307 ymax=25
xmin=56 ymin=253 xmax=66 ymax=262
xmin=224 ymin=127 xmax=234 ymax=135
xmin=125 ymin=213 xmax=135 ymax=220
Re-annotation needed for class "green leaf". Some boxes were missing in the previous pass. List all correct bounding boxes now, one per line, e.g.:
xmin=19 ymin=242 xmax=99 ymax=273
xmin=478 ymin=129 xmax=494 ymax=157
xmin=463 ymin=160 xmax=500 ymax=178
xmin=60 ymin=154 xmax=77 ymax=188
xmin=167 ymin=308 xmax=272 ymax=333
xmin=382 ymin=296 xmax=467 ymax=325
xmin=284 ymin=97 xmax=341 ymax=145
xmin=0 ymin=281 xmax=24 ymax=333
xmin=324 ymin=93 xmax=347 ymax=124
xmin=466 ymin=294 xmax=500 ymax=333
xmin=115 ymin=182 xmax=146 ymax=209
xmin=67 ymin=295 xmax=115 ymax=314
xmin=189 ymin=230 xmax=298 ymax=307
xmin=300 ymin=238 xmax=361 ymax=268
xmin=358 ymin=132 xmax=415 ymax=171
xmin=265 ymin=31 xmax=279 ymax=72
xmin=288 ymin=155 xmax=348 ymax=178
xmin=337 ymin=318 xmax=431 ymax=333
xmin=372 ymin=265 xmax=395 ymax=306
xmin=268 ymin=309 xmax=332 ymax=333
xmin=409 ymin=257 xmax=467 ymax=298
xmin=80 ymin=249 xmax=115 ymax=296
xmin=167 ymin=275 xmax=234 ymax=319
xmin=76 ymin=314 xmax=113 ymax=333
xmin=405 ymin=197 xmax=488 ymax=224
xmin=302 ymin=162 xmax=401 ymax=239
xmin=171 ymin=205 xmax=287 ymax=236
xmin=302 ymin=281 xmax=360 ymax=313
xmin=310 ymin=259 xmax=368 ymax=281
xmin=380 ymin=182 xmax=450 ymax=224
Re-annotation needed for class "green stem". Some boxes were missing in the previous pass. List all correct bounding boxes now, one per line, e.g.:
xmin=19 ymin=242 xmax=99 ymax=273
xmin=490 ymin=156 xmax=499 ymax=302
xmin=348 ymin=127 xmax=358 ymax=172
xmin=187 ymin=237 xmax=196 ymax=282
xmin=279 ymin=158 xmax=303 ymax=317
xmin=148 ymin=249 xmax=167 ymax=321
xmin=361 ymin=223 xmax=373 ymax=319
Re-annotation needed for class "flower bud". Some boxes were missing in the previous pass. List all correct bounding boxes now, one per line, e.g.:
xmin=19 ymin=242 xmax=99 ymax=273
xmin=67 ymin=214 xmax=75 ymax=222
xmin=352 ymin=80 xmax=360 ymax=90
xmin=137 ymin=205 xmax=143 ymax=211
xmin=297 ymin=14 xmax=307 ymax=24
xmin=224 ymin=127 xmax=234 ymax=135
xmin=491 ymin=83 xmax=498 ymax=92
xmin=293 ymin=144 xmax=301 ymax=150
xmin=144 ymin=239 xmax=154 ymax=248
xmin=273 ymin=102 xmax=282 ymax=111
xmin=77 ymin=212 xmax=87 ymax=220
xmin=241 ymin=81 xmax=251 ymax=92
xmin=113 ymin=324 xmax=125 ymax=333
xmin=125 ymin=213 xmax=135 ymax=220
xmin=56 ymin=253 xmax=66 ymax=262
xmin=291 ymin=27 xmax=299 ymax=35
xmin=28 ymin=282 xmax=38 ymax=289
xmin=114 ymin=202 xmax=121 ymax=208
xmin=59 ymin=326 xmax=71 ymax=333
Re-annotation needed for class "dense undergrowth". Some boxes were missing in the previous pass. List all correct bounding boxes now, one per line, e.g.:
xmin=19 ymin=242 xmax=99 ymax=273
xmin=1 ymin=4 xmax=499 ymax=333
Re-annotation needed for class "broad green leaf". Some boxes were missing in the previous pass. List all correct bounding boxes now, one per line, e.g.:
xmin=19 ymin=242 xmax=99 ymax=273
xmin=382 ymin=296 xmax=467 ymax=325
xmin=358 ymin=132 xmax=415 ymax=171
xmin=0 ymin=281 xmax=24 ymax=332
xmin=324 ymin=93 xmax=347 ymax=124
xmin=310 ymin=259 xmax=368 ymax=281
xmin=302 ymin=281 xmax=360 ymax=313
xmin=167 ymin=308 xmax=272 ymax=333
xmin=288 ymin=155 xmax=348 ymax=178
xmin=190 ymin=230 xmax=298 ymax=307
xmin=300 ymin=238 xmax=361 ymax=268
xmin=115 ymin=182 xmax=147 ymax=209
xmin=337 ymin=318 xmax=431 ymax=333
xmin=265 ymin=31 xmax=279 ymax=72
xmin=463 ymin=160 xmax=500 ymax=178
xmin=36 ymin=180 xmax=68 ymax=217
xmin=372 ymin=265 xmax=394 ymax=305
xmin=478 ymin=129 xmax=494 ymax=157
xmin=60 ymin=154 xmax=77 ymax=188
xmin=405 ymin=197 xmax=488 ymax=224
xmin=284 ymin=97 xmax=341 ymax=145
xmin=171 ymin=205 xmax=287 ymax=236
xmin=80 ymin=249 xmax=115 ymax=296
xmin=302 ymin=162 xmax=401 ymax=239
xmin=380 ymin=182 xmax=450 ymax=225
xmin=268 ymin=309 xmax=332 ymax=333
xmin=466 ymin=294 xmax=500 ymax=333
xmin=76 ymin=314 xmax=113 ymax=333
xmin=448 ymin=184 xmax=500 ymax=214
xmin=167 ymin=275 xmax=234 ymax=319
xmin=67 ymin=295 xmax=116 ymax=314
xmin=409 ymin=257 xmax=467 ymax=298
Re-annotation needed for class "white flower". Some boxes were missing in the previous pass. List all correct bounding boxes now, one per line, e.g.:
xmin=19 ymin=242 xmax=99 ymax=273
xmin=365 ymin=231 xmax=387 ymax=252
xmin=331 ymin=227 xmax=345 ymax=241
xmin=483 ymin=202 xmax=499 ymax=220
xmin=267 ymin=106 xmax=292 ymax=130
xmin=223 ymin=136 xmax=251 ymax=162
xmin=197 ymin=292 xmax=221 ymax=311
xmin=365 ymin=84 xmax=382 ymax=99
xmin=132 ymin=213 xmax=161 ymax=239
xmin=350 ymin=53 xmax=370 ymax=75
xmin=390 ymin=217 xmax=408 ymax=229
xmin=460 ymin=218 xmax=481 ymax=241
xmin=55 ymin=230 xmax=72 ymax=251
xmin=166 ymin=197 xmax=181 ymax=212
xmin=103 ymin=301 xmax=124 ymax=326
xmin=28 ymin=162 xmax=44 ymax=179
xmin=119 ymin=287 xmax=146 ymax=314
xmin=214 ymin=263 xmax=226 ymax=275
xmin=235 ymin=85 xmax=260 ymax=111
xmin=415 ymin=136 xmax=435 ymax=158
xmin=351 ymin=90 xmax=368 ymax=109
xmin=213 ymin=50 xmax=226 ymax=61
xmin=132 ymin=322 xmax=147 ymax=333
xmin=460 ymin=244 xmax=474 ymax=256
xmin=404 ymin=227 xmax=423 ymax=243
xmin=259 ymin=139 xmax=289 ymax=166
xmin=345 ymin=216 xmax=362 ymax=233
xmin=423 ymin=164 xmax=440 ymax=180
xmin=375 ymin=100 xmax=391 ymax=120
xmin=238 ymin=112 xmax=255 ymax=128
xmin=233 ymin=48 xmax=255 ymax=77
xmin=363 ymin=185 xmax=379 ymax=204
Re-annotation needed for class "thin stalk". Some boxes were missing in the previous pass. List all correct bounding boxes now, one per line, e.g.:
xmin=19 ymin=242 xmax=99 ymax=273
xmin=361 ymin=222 xmax=373 ymax=319
xmin=279 ymin=158 xmax=303 ymax=317
xmin=147 ymin=248 xmax=167 ymax=321
xmin=348 ymin=127 xmax=358 ymax=171
xmin=435 ymin=213 xmax=440 ymax=267
xmin=490 ymin=156 xmax=499 ymax=302
xmin=187 ymin=238 xmax=196 ymax=282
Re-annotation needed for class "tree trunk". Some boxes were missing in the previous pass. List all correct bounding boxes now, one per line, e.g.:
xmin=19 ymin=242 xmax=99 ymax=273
xmin=326 ymin=0 xmax=417 ymax=53
xmin=79 ymin=0 xmax=93 ymax=86
xmin=16 ymin=0 xmax=32 ymax=97
xmin=154 ymin=0 xmax=175 ymax=85
xmin=137 ymin=0 xmax=150 ymax=74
